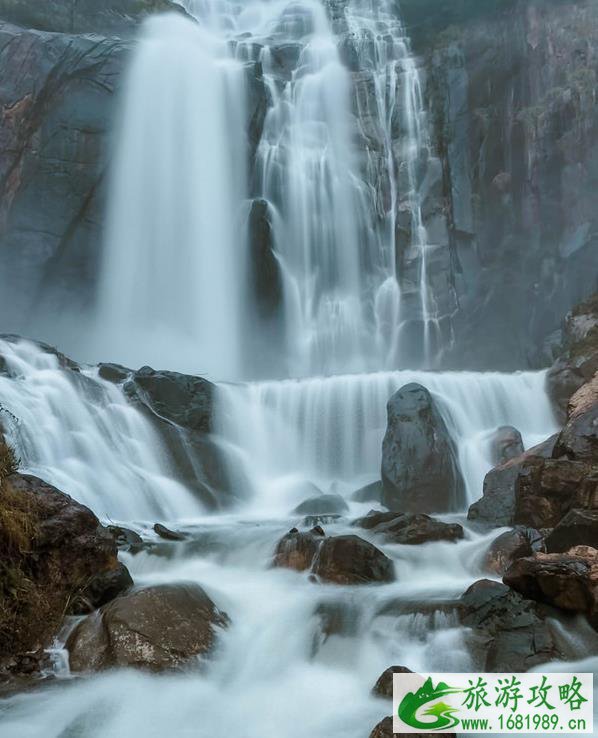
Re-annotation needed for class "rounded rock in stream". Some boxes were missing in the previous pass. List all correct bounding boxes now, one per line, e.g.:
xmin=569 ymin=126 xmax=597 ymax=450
xmin=67 ymin=583 xmax=229 ymax=673
xmin=352 ymin=510 xmax=464 ymax=545
xmin=381 ymin=383 xmax=465 ymax=513
xmin=312 ymin=535 xmax=395 ymax=585
xmin=292 ymin=493 xmax=349 ymax=516
xmin=372 ymin=665 xmax=413 ymax=699
xmin=483 ymin=526 xmax=545 ymax=576
xmin=271 ymin=526 xmax=324 ymax=572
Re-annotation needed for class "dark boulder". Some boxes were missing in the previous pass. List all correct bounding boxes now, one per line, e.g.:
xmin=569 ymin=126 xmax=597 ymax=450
xmin=372 ymin=665 xmax=413 ymax=699
xmin=271 ymin=527 xmax=324 ymax=572
xmin=154 ymin=523 xmax=186 ymax=541
xmin=292 ymin=493 xmax=349 ymax=516
xmin=546 ymin=509 xmax=598 ymax=553
xmin=124 ymin=367 xmax=214 ymax=435
xmin=490 ymin=426 xmax=524 ymax=466
xmin=503 ymin=548 xmax=598 ymax=625
xmin=459 ymin=579 xmax=565 ymax=672
xmin=312 ymin=535 xmax=395 ymax=585
xmin=468 ymin=434 xmax=557 ymax=527
xmin=247 ymin=198 xmax=283 ymax=321
xmin=483 ymin=527 xmax=545 ymax=576
xmin=0 ymin=468 xmax=131 ymax=656
xmin=67 ymin=583 xmax=229 ymax=672
xmin=98 ymin=363 xmax=130 ymax=384
xmin=553 ymin=382 xmax=598 ymax=462
xmin=353 ymin=510 xmax=464 ymax=545
xmin=381 ymin=383 xmax=464 ymax=513
xmin=108 ymin=524 xmax=144 ymax=553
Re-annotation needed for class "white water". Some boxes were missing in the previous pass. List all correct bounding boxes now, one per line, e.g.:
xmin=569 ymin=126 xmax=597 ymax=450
xmin=91 ymin=13 xmax=247 ymax=380
xmin=0 ymin=339 xmax=199 ymax=521
xmin=217 ymin=369 xmax=557 ymax=515
xmin=0 ymin=3 xmax=588 ymax=738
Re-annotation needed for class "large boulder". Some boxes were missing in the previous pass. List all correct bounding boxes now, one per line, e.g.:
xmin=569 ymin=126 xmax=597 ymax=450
xmin=352 ymin=510 xmax=464 ymax=545
xmin=503 ymin=548 xmax=598 ymax=626
xmin=67 ymin=583 xmax=229 ymax=672
xmin=381 ymin=383 xmax=464 ymax=513
xmin=458 ymin=579 xmax=566 ymax=672
xmin=483 ymin=527 xmax=545 ymax=576
xmin=467 ymin=434 xmax=557 ymax=527
xmin=546 ymin=509 xmax=598 ymax=553
xmin=0 ymin=466 xmax=131 ymax=658
xmin=271 ymin=527 xmax=324 ymax=572
xmin=312 ymin=535 xmax=395 ymax=585
xmin=490 ymin=426 xmax=524 ymax=466
xmin=372 ymin=665 xmax=413 ymax=699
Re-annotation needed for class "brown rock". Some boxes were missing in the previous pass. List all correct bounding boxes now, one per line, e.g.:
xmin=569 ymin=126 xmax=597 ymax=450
xmin=353 ymin=510 xmax=463 ymax=545
xmin=271 ymin=527 xmax=324 ymax=572
xmin=545 ymin=509 xmax=598 ymax=553
xmin=312 ymin=535 xmax=395 ymax=585
xmin=372 ymin=665 xmax=413 ymax=699
xmin=67 ymin=583 xmax=229 ymax=672
xmin=483 ymin=527 xmax=545 ymax=576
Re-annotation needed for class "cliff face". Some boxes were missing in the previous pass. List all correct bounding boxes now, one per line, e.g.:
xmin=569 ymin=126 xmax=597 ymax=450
xmin=0 ymin=0 xmax=596 ymax=369
xmin=420 ymin=0 xmax=598 ymax=368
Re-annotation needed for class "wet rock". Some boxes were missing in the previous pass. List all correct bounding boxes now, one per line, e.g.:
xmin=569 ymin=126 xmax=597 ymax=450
xmin=98 ymin=363 xmax=130 ymax=384
xmin=381 ymin=383 xmax=465 ymax=513
xmin=372 ymin=665 xmax=413 ymax=699
xmin=545 ymin=509 xmax=598 ymax=553
xmin=312 ymin=598 xmax=361 ymax=647
xmin=514 ymin=457 xmax=594 ymax=529
xmin=0 ymin=470 xmax=131 ymax=656
xmin=490 ymin=426 xmax=524 ymax=466
xmin=483 ymin=527 xmax=545 ymax=576
xmin=553 ymin=385 xmax=598 ymax=462
xmin=353 ymin=510 xmax=464 ymax=545
xmin=154 ymin=523 xmax=186 ymax=541
xmin=108 ymin=525 xmax=144 ymax=553
xmin=124 ymin=367 xmax=214 ymax=434
xmin=503 ymin=549 xmax=598 ymax=625
xmin=303 ymin=514 xmax=341 ymax=527
xmin=247 ymin=198 xmax=283 ymax=321
xmin=312 ymin=535 xmax=395 ymax=585
xmin=459 ymin=579 xmax=565 ymax=671
xmin=272 ymin=527 xmax=324 ymax=572
xmin=351 ymin=480 xmax=382 ymax=503
xmin=468 ymin=434 xmax=558 ymax=527
xmin=292 ymin=493 xmax=349 ymax=516
xmin=67 ymin=583 xmax=229 ymax=672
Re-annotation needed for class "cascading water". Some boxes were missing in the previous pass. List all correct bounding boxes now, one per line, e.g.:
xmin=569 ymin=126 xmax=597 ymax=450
xmin=91 ymin=13 xmax=247 ymax=379
xmin=0 ymin=338 xmax=200 ymax=521
xmin=216 ymin=369 xmax=557 ymax=515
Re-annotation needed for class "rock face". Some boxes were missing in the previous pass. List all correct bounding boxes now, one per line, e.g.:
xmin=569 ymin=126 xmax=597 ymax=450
xmin=312 ymin=535 xmax=395 ymax=585
xmin=483 ymin=527 xmax=545 ymax=576
xmin=0 ymin=464 xmax=131 ymax=657
xmin=381 ymin=384 xmax=464 ymax=513
xmin=546 ymin=509 xmax=598 ymax=553
xmin=503 ymin=549 xmax=598 ymax=626
xmin=468 ymin=434 xmax=557 ymax=527
xmin=458 ymin=579 xmax=565 ymax=672
xmin=67 ymin=583 xmax=229 ymax=672
xmin=272 ymin=528 xmax=395 ymax=585
xmin=353 ymin=510 xmax=464 ymax=545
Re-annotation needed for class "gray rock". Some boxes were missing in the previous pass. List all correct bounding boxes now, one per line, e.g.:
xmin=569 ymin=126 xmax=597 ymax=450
xmin=381 ymin=383 xmax=464 ymax=513
xmin=490 ymin=426 xmax=524 ymax=466
xmin=546 ymin=509 xmax=598 ymax=553
xmin=292 ymin=493 xmax=349 ymax=516
xmin=67 ymin=583 xmax=229 ymax=672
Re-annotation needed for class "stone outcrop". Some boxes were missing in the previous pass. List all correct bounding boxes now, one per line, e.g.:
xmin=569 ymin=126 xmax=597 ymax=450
xmin=272 ymin=527 xmax=395 ymax=585
xmin=503 ymin=548 xmax=598 ymax=627
xmin=381 ymin=383 xmax=464 ymax=513
xmin=372 ymin=665 xmax=413 ymax=699
xmin=545 ymin=509 xmax=598 ymax=553
xmin=490 ymin=426 xmax=524 ymax=466
xmin=0 ymin=453 xmax=132 ymax=658
xmin=483 ymin=527 xmax=545 ymax=576
xmin=353 ymin=510 xmax=464 ymax=545
xmin=458 ymin=579 xmax=566 ymax=672
xmin=67 ymin=582 xmax=229 ymax=672
xmin=468 ymin=434 xmax=557 ymax=527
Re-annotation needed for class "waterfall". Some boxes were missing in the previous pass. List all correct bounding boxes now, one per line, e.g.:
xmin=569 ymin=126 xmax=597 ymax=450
xmin=216 ymin=369 xmax=557 ymax=515
xmin=0 ymin=338 xmax=200 ymax=521
xmin=91 ymin=13 xmax=248 ymax=380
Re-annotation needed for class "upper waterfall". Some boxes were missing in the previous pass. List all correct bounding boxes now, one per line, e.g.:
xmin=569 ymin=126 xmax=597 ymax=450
xmin=85 ymin=0 xmax=443 ymax=380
